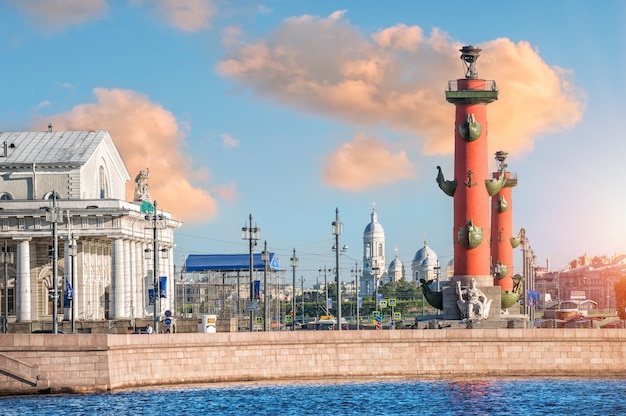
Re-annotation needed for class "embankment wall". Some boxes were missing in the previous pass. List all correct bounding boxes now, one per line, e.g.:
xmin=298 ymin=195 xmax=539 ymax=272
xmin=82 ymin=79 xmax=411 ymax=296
xmin=1 ymin=328 xmax=626 ymax=394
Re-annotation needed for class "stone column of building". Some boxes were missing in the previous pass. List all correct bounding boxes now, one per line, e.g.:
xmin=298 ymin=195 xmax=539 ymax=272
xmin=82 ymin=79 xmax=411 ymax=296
xmin=112 ymin=238 xmax=125 ymax=318
xmin=81 ymin=239 xmax=89 ymax=319
xmin=129 ymin=239 xmax=137 ymax=319
xmin=490 ymin=151 xmax=518 ymax=292
xmin=134 ymin=241 xmax=145 ymax=317
xmin=16 ymin=238 xmax=31 ymax=322
xmin=123 ymin=239 xmax=132 ymax=318
xmin=445 ymin=45 xmax=498 ymax=288
xmin=72 ymin=237 xmax=80 ymax=320
xmin=84 ymin=239 xmax=94 ymax=320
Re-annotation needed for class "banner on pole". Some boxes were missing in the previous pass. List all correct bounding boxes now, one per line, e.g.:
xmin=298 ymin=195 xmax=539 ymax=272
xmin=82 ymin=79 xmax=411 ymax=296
xmin=254 ymin=280 xmax=261 ymax=300
xmin=160 ymin=276 xmax=167 ymax=298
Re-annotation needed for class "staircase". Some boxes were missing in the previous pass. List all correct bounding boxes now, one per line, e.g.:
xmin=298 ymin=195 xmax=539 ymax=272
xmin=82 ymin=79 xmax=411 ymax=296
xmin=0 ymin=352 xmax=50 ymax=394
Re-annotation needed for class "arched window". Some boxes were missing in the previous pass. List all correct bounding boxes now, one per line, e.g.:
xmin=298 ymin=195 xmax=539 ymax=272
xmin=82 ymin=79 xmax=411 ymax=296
xmin=99 ymin=165 xmax=109 ymax=198
xmin=42 ymin=191 xmax=61 ymax=200
xmin=0 ymin=192 xmax=13 ymax=200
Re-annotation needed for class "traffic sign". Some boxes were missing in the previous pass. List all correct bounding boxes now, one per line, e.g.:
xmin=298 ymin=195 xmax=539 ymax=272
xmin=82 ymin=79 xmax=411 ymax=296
xmin=164 ymin=317 xmax=172 ymax=326
xmin=379 ymin=300 xmax=387 ymax=308
xmin=164 ymin=310 xmax=172 ymax=317
xmin=388 ymin=298 xmax=396 ymax=307
xmin=394 ymin=312 xmax=402 ymax=320
xmin=246 ymin=301 xmax=259 ymax=311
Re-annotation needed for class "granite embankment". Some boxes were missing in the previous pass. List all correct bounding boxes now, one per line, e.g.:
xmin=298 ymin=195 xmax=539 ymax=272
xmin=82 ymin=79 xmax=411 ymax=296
xmin=1 ymin=328 xmax=625 ymax=395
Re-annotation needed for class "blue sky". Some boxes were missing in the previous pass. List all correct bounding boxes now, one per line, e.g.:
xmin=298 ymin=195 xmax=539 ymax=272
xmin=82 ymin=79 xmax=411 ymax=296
xmin=1 ymin=1 xmax=624 ymax=287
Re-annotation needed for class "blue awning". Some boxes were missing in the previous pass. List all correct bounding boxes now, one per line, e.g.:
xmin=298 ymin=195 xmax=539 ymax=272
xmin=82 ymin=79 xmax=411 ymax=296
xmin=185 ymin=253 xmax=281 ymax=272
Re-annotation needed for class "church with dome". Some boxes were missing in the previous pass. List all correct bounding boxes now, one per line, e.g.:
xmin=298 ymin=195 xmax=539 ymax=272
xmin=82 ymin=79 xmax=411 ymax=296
xmin=361 ymin=206 xmax=451 ymax=295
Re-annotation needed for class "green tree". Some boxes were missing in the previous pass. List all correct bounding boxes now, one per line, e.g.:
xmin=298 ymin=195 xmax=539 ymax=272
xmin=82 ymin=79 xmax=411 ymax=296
xmin=379 ymin=280 xmax=420 ymax=300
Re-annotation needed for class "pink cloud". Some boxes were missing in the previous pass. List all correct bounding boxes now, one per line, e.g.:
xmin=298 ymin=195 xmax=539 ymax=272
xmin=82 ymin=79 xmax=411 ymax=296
xmin=217 ymin=11 xmax=585 ymax=167
xmin=322 ymin=133 xmax=415 ymax=191
xmin=131 ymin=0 xmax=216 ymax=32
xmin=30 ymin=88 xmax=219 ymax=223
xmin=212 ymin=182 xmax=239 ymax=203
xmin=9 ymin=0 xmax=108 ymax=30
xmin=371 ymin=24 xmax=423 ymax=52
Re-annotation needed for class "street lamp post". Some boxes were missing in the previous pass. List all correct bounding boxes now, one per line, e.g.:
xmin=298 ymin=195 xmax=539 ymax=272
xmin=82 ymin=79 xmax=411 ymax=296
xmin=1 ymin=242 xmax=14 ymax=334
xmin=351 ymin=263 xmax=361 ymax=330
xmin=372 ymin=259 xmax=380 ymax=330
xmin=262 ymin=241 xmax=269 ymax=331
xmin=242 ymin=214 xmax=260 ymax=332
xmin=332 ymin=208 xmax=343 ymax=330
xmin=68 ymin=236 xmax=77 ymax=333
xmin=45 ymin=193 xmax=64 ymax=334
xmin=290 ymin=249 xmax=298 ymax=331
xmin=145 ymin=200 xmax=167 ymax=333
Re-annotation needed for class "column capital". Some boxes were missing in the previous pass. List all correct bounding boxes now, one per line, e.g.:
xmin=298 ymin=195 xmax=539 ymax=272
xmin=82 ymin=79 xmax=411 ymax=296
xmin=12 ymin=237 xmax=32 ymax=242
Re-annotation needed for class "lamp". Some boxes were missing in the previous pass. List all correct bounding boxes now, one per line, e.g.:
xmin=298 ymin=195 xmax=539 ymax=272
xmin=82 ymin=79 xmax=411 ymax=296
xmin=68 ymin=238 xmax=77 ymax=333
xmin=372 ymin=259 xmax=380 ymax=330
xmin=290 ymin=249 xmax=298 ymax=331
xmin=43 ymin=192 xmax=64 ymax=334
xmin=242 ymin=214 xmax=260 ymax=332
xmin=331 ymin=208 xmax=343 ymax=330
xmin=351 ymin=263 xmax=361 ymax=330
xmin=145 ymin=200 xmax=167 ymax=333
xmin=262 ymin=241 xmax=269 ymax=331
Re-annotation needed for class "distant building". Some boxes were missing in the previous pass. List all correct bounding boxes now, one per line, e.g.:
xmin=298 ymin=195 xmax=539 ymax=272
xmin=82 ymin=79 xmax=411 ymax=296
xmin=411 ymin=241 xmax=445 ymax=289
xmin=0 ymin=129 xmax=180 ymax=330
xmin=361 ymin=206 xmax=386 ymax=296
xmin=387 ymin=248 xmax=405 ymax=283
xmin=535 ymin=254 xmax=626 ymax=310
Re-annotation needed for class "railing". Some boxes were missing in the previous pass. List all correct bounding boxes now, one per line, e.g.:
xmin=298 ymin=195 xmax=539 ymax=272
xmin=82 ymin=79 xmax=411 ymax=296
xmin=446 ymin=80 xmax=498 ymax=92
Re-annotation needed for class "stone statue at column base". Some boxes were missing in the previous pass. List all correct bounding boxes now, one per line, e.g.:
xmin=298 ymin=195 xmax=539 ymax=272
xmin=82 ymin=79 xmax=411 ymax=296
xmin=456 ymin=278 xmax=492 ymax=321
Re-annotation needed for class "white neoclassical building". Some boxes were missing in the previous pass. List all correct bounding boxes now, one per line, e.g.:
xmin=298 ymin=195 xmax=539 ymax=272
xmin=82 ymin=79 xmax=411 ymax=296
xmin=0 ymin=129 xmax=180 ymax=329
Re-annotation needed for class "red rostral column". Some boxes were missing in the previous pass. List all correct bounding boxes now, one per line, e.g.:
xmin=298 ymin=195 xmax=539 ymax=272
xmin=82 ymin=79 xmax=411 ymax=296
xmin=443 ymin=45 xmax=498 ymax=288
xmin=490 ymin=151 xmax=518 ymax=292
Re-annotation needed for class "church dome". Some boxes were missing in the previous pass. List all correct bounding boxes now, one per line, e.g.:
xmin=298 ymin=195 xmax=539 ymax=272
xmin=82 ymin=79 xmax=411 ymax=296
xmin=389 ymin=255 xmax=403 ymax=269
xmin=413 ymin=241 xmax=438 ymax=265
xmin=364 ymin=207 xmax=384 ymax=233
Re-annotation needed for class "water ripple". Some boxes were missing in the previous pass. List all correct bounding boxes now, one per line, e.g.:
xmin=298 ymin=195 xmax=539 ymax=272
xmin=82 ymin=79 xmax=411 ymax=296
xmin=1 ymin=378 xmax=624 ymax=415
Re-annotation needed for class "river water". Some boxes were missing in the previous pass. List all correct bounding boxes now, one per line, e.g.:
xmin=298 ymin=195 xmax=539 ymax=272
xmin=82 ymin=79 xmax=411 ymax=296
xmin=1 ymin=377 xmax=624 ymax=415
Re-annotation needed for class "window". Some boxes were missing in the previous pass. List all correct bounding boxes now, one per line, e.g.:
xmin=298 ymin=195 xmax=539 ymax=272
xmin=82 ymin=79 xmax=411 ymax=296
xmin=99 ymin=166 xmax=109 ymax=198
xmin=42 ymin=191 xmax=61 ymax=200
xmin=0 ymin=192 xmax=13 ymax=200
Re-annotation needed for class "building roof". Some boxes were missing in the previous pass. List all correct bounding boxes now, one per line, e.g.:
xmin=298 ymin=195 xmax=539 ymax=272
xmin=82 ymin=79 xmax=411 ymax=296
xmin=364 ymin=207 xmax=384 ymax=234
xmin=185 ymin=253 xmax=281 ymax=272
xmin=0 ymin=130 xmax=112 ymax=166
xmin=413 ymin=241 xmax=438 ymax=265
